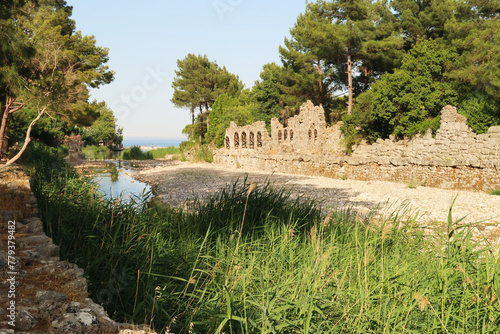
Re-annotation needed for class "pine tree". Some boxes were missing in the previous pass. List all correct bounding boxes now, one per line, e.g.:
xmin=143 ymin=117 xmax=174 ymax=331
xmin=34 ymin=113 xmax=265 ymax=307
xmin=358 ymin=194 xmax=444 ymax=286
xmin=392 ymin=0 xmax=458 ymax=48
xmin=0 ymin=0 xmax=113 ymax=163
xmin=280 ymin=0 xmax=403 ymax=115
xmin=171 ymin=54 xmax=243 ymax=144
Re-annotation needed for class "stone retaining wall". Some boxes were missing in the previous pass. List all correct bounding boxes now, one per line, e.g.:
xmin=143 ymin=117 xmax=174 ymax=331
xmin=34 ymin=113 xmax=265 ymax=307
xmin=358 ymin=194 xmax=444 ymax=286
xmin=215 ymin=102 xmax=500 ymax=191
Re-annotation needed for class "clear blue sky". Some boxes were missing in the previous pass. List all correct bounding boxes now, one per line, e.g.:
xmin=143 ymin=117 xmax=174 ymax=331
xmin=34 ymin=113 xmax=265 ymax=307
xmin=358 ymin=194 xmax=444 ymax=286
xmin=66 ymin=0 xmax=307 ymax=140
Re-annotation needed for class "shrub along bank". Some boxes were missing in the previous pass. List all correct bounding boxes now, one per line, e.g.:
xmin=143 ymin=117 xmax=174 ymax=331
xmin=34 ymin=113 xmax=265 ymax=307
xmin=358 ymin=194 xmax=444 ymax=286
xmin=27 ymin=143 xmax=500 ymax=333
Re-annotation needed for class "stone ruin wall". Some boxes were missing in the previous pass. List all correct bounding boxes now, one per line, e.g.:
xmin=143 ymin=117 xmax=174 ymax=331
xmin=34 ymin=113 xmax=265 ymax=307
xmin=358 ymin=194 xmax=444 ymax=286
xmin=214 ymin=101 xmax=500 ymax=191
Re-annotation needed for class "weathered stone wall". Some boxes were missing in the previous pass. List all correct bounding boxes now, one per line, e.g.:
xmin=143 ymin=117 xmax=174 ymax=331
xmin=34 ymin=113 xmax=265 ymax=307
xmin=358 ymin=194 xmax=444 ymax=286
xmin=225 ymin=121 xmax=271 ymax=151
xmin=216 ymin=102 xmax=500 ymax=191
xmin=0 ymin=168 xmax=38 ymax=218
xmin=349 ymin=105 xmax=500 ymax=169
xmin=64 ymin=138 xmax=85 ymax=166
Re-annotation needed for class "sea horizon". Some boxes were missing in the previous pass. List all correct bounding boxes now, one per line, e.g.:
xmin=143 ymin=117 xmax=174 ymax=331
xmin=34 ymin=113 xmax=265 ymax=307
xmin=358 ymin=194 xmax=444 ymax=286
xmin=122 ymin=137 xmax=185 ymax=148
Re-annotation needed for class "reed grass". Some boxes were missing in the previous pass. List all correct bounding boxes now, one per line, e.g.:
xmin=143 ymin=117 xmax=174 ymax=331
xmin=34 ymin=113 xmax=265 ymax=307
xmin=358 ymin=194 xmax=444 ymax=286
xmin=29 ymin=143 xmax=500 ymax=333
xmin=149 ymin=146 xmax=181 ymax=159
xmin=82 ymin=145 xmax=111 ymax=160
xmin=120 ymin=146 xmax=153 ymax=160
xmin=191 ymin=145 xmax=213 ymax=163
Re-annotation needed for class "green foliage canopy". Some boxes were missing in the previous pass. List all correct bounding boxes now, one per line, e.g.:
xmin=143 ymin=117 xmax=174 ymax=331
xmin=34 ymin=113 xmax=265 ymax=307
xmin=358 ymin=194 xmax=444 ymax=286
xmin=171 ymin=53 xmax=243 ymax=144
xmin=0 ymin=0 xmax=114 ymax=162
xmin=351 ymin=40 xmax=459 ymax=141
xmin=206 ymin=93 xmax=255 ymax=148
xmin=82 ymin=102 xmax=123 ymax=145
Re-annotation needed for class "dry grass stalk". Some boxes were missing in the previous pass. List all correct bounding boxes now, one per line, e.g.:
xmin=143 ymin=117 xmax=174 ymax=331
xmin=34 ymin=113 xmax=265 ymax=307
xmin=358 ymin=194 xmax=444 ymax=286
xmin=455 ymin=265 xmax=473 ymax=286
xmin=414 ymin=292 xmax=431 ymax=311
xmin=247 ymin=178 xmax=256 ymax=196
xmin=323 ymin=214 xmax=332 ymax=227
xmin=485 ymin=285 xmax=498 ymax=304
xmin=382 ymin=224 xmax=391 ymax=242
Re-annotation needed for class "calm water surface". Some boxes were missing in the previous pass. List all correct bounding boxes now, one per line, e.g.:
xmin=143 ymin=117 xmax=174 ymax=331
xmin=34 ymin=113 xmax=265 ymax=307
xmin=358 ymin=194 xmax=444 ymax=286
xmin=93 ymin=161 xmax=151 ymax=203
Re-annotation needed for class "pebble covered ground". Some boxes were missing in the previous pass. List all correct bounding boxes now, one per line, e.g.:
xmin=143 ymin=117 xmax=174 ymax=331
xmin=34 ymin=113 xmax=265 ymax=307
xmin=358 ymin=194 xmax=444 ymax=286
xmin=134 ymin=161 xmax=500 ymax=242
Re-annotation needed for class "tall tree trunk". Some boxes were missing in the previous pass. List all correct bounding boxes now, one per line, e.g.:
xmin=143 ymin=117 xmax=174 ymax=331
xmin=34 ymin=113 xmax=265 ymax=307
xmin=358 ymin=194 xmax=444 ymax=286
xmin=0 ymin=111 xmax=10 ymax=159
xmin=191 ymin=105 xmax=195 ymax=142
xmin=0 ymin=98 xmax=13 ymax=158
xmin=347 ymin=51 xmax=353 ymax=115
xmin=5 ymin=108 xmax=45 ymax=166
xmin=204 ymin=102 xmax=210 ymax=132
xmin=362 ymin=66 xmax=371 ymax=91
xmin=198 ymin=104 xmax=203 ymax=145
xmin=0 ymin=97 xmax=24 ymax=160
xmin=317 ymin=60 xmax=323 ymax=106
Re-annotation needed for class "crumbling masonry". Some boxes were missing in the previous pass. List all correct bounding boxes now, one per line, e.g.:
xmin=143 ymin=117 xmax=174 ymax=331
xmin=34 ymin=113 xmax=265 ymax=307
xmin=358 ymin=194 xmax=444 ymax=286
xmin=214 ymin=101 xmax=500 ymax=191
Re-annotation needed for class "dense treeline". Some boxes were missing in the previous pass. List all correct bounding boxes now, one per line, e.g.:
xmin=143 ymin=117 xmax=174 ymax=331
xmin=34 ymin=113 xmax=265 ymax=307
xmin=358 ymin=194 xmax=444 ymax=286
xmin=173 ymin=0 xmax=500 ymax=150
xmin=3 ymin=1 xmax=497 ymax=159
xmin=0 ymin=0 xmax=120 ymax=164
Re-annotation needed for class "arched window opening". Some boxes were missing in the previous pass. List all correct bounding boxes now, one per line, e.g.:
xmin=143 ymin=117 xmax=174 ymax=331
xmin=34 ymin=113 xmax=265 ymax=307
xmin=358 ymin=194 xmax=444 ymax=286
xmin=314 ymin=129 xmax=318 ymax=140
xmin=257 ymin=132 xmax=262 ymax=147
xmin=284 ymin=129 xmax=288 ymax=140
xmin=242 ymin=132 xmax=247 ymax=148
xmin=308 ymin=129 xmax=312 ymax=140
xmin=290 ymin=130 xmax=294 ymax=141
xmin=234 ymin=132 xmax=239 ymax=149
xmin=225 ymin=136 xmax=230 ymax=149
xmin=249 ymin=132 xmax=255 ymax=149
xmin=278 ymin=130 xmax=282 ymax=142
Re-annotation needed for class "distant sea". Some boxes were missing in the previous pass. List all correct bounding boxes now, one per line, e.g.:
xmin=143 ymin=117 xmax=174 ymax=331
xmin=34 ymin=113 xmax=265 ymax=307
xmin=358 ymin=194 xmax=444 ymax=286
xmin=122 ymin=138 xmax=184 ymax=148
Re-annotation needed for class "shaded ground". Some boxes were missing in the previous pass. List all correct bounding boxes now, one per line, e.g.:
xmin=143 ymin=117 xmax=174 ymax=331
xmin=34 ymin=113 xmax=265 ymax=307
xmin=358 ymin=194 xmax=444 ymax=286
xmin=134 ymin=162 xmax=500 ymax=232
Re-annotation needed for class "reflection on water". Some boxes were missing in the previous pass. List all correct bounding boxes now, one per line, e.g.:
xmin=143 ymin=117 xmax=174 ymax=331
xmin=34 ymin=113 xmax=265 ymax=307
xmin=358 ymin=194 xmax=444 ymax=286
xmin=93 ymin=161 xmax=151 ymax=203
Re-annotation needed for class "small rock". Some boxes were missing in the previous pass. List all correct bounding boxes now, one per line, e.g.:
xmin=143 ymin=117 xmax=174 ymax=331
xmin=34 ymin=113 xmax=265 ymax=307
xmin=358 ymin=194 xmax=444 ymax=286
xmin=35 ymin=243 xmax=60 ymax=258
xmin=51 ymin=312 xmax=99 ymax=334
xmin=84 ymin=299 xmax=117 ymax=333
xmin=15 ymin=310 xmax=38 ymax=331
xmin=0 ymin=211 xmax=22 ymax=223
xmin=0 ymin=329 xmax=15 ymax=334
xmin=66 ymin=301 xmax=81 ymax=313
xmin=62 ymin=277 xmax=87 ymax=292
xmin=36 ymin=290 xmax=67 ymax=303
xmin=23 ymin=218 xmax=44 ymax=233
xmin=18 ymin=234 xmax=51 ymax=246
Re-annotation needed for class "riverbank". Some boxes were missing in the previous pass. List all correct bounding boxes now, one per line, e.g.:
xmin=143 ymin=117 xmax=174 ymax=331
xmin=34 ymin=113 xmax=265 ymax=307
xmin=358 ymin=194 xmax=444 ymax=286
xmin=134 ymin=160 xmax=500 ymax=242
xmin=0 ymin=166 xmax=156 ymax=334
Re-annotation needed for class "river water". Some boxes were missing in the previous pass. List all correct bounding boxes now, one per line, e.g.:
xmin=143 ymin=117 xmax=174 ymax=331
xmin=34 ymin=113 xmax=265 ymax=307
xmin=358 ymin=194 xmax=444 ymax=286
xmin=92 ymin=161 xmax=151 ymax=203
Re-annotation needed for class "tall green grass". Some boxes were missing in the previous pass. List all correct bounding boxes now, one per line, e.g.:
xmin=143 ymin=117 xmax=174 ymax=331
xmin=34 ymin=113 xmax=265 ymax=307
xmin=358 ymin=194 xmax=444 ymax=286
xmin=149 ymin=146 xmax=181 ymax=159
xmin=30 ymin=145 xmax=500 ymax=333
xmin=120 ymin=146 xmax=153 ymax=160
xmin=82 ymin=145 xmax=111 ymax=160
xmin=192 ymin=145 xmax=213 ymax=163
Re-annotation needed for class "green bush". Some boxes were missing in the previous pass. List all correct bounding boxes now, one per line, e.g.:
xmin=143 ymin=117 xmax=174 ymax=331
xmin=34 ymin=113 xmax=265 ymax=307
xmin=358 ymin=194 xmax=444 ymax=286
xmin=82 ymin=145 xmax=111 ymax=160
xmin=120 ymin=146 xmax=153 ymax=160
xmin=179 ymin=140 xmax=197 ymax=152
xmin=206 ymin=93 xmax=254 ymax=148
xmin=352 ymin=40 xmax=459 ymax=140
xmin=192 ymin=145 xmax=213 ymax=163
xmin=148 ymin=146 xmax=180 ymax=159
